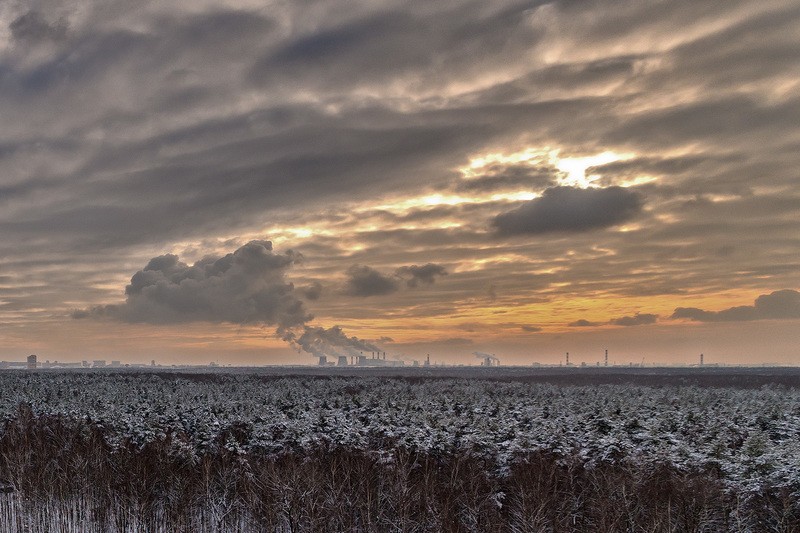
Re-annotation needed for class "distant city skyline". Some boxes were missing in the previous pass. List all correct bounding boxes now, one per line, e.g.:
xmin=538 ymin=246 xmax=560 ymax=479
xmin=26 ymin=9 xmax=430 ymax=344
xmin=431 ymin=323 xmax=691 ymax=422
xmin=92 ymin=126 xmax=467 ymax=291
xmin=1 ymin=1 xmax=798 ymax=365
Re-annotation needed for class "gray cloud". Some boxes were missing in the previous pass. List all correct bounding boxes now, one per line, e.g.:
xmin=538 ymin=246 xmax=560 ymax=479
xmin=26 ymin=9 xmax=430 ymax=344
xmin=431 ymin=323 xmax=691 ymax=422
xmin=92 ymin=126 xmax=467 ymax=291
xmin=395 ymin=263 xmax=448 ymax=287
xmin=568 ymin=319 xmax=600 ymax=327
xmin=492 ymin=186 xmax=643 ymax=236
xmin=343 ymin=263 xmax=448 ymax=296
xmin=609 ymin=313 xmax=658 ymax=326
xmin=300 ymin=281 xmax=323 ymax=301
xmin=672 ymin=290 xmax=800 ymax=322
xmin=569 ymin=313 xmax=658 ymax=327
xmin=75 ymin=240 xmax=310 ymax=327
xmin=455 ymin=162 xmax=561 ymax=193
xmin=256 ymin=12 xmax=422 ymax=82
xmin=521 ymin=325 xmax=542 ymax=332
xmin=343 ymin=265 xmax=400 ymax=297
xmin=10 ymin=10 xmax=68 ymax=42
xmin=603 ymin=95 xmax=800 ymax=155
xmin=250 ymin=2 xmax=541 ymax=92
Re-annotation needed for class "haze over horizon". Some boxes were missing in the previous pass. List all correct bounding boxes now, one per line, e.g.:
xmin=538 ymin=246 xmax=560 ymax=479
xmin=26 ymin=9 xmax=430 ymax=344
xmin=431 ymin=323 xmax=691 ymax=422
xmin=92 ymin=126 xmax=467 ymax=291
xmin=1 ymin=0 xmax=798 ymax=366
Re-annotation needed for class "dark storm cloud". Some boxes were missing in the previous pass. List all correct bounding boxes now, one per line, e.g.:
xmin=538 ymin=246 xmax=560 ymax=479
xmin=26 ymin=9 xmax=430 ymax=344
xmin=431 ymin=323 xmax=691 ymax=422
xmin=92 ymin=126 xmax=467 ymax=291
xmin=492 ymin=186 xmax=643 ymax=236
xmin=603 ymin=95 xmax=800 ymax=153
xmin=10 ymin=10 xmax=68 ymax=42
xmin=0 ymin=15 xmax=631 ymax=256
xmin=260 ymin=12 xmax=422 ymax=77
xmin=250 ymin=2 xmax=541 ymax=90
xmin=672 ymin=290 xmax=800 ymax=322
xmin=0 ymin=118 xmax=491 ymax=252
xmin=343 ymin=265 xmax=400 ymax=297
xmin=75 ymin=241 xmax=310 ymax=327
xmin=395 ymin=264 xmax=448 ymax=288
xmin=657 ymin=3 xmax=800 ymax=91
xmin=7 ymin=9 xmax=274 ymax=96
xmin=609 ymin=313 xmax=658 ymax=326
xmin=300 ymin=281 xmax=323 ymax=301
xmin=157 ymin=9 xmax=276 ymax=54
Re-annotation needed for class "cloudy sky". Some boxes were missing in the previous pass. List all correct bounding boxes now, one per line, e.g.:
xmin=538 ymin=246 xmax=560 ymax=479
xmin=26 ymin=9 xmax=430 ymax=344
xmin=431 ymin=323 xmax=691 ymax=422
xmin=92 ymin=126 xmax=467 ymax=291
xmin=1 ymin=0 xmax=798 ymax=366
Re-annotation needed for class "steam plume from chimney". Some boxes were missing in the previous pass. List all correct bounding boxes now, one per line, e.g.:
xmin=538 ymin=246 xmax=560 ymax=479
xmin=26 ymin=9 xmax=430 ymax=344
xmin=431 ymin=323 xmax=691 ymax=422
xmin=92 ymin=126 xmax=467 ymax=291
xmin=282 ymin=325 xmax=381 ymax=359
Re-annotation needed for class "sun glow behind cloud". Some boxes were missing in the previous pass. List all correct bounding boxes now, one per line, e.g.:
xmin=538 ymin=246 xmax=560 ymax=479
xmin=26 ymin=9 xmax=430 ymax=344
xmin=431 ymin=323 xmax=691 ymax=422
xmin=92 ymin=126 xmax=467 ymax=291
xmin=458 ymin=148 xmax=555 ymax=179
xmin=459 ymin=147 xmax=634 ymax=188
xmin=556 ymin=151 xmax=635 ymax=188
xmin=137 ymin=147 xmax=643 ymax=263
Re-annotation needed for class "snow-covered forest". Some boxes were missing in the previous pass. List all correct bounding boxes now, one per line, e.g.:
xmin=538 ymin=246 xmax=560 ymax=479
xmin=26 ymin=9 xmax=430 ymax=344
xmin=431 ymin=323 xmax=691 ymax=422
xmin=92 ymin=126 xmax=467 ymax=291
xmin=1 ymin=371 xmax=798 ymax=531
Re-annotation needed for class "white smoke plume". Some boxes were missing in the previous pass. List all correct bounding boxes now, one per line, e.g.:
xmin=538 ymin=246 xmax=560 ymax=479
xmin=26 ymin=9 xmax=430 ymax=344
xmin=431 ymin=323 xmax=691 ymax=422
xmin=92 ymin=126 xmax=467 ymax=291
xmin=281 ymin=325 xmax=380 ymax=359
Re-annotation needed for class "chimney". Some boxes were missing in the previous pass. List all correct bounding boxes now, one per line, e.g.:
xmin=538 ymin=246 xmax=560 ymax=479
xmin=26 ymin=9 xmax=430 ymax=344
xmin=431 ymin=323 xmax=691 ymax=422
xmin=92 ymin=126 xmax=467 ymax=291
xmin=566 ymin=352 xmax=570 ymax=366
xmin=604 ymin=349 xmax=608 ymax=367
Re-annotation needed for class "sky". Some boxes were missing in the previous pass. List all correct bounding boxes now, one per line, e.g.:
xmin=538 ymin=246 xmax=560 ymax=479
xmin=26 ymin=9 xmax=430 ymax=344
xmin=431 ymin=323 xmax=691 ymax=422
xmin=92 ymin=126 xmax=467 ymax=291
xmin=1 ymin=0 xmax=799 ymax=366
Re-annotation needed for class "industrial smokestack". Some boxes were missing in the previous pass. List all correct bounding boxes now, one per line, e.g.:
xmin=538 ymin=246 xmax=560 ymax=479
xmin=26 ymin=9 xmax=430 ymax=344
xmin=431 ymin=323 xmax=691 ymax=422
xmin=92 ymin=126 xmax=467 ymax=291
xmin=318 ymin=355 xmax=327 ymax=366
xmin=604 ymin=349 xmax=608 ymax=367
xmin=566 ymin=352 xmax=570 ymax=366
xmin=700 ymin=353 xmax=704 ymax=367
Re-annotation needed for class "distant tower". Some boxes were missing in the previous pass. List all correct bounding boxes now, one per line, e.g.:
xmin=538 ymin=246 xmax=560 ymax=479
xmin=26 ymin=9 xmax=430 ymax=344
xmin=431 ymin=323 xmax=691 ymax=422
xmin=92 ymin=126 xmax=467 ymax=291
xmin=604 ymin=349 xmax=608 ymax=367
xmin=424 ymin=354 xmax=430 ymax=367
xmin=700 ymin=353 xmax=704 ymax=367
xmin=27 ymin=354 xmax=37 ymax=370
xmin=318 ymin=355 xmax=327 ymax=366
xmin=565 ymin=352 xmax=570 ymax=366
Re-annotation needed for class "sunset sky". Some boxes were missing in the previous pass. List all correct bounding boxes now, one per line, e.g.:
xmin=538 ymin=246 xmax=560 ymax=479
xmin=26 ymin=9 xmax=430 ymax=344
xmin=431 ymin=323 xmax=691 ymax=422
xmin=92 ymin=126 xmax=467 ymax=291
xmin=1 ymin=0 xmax=798 ymax=366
